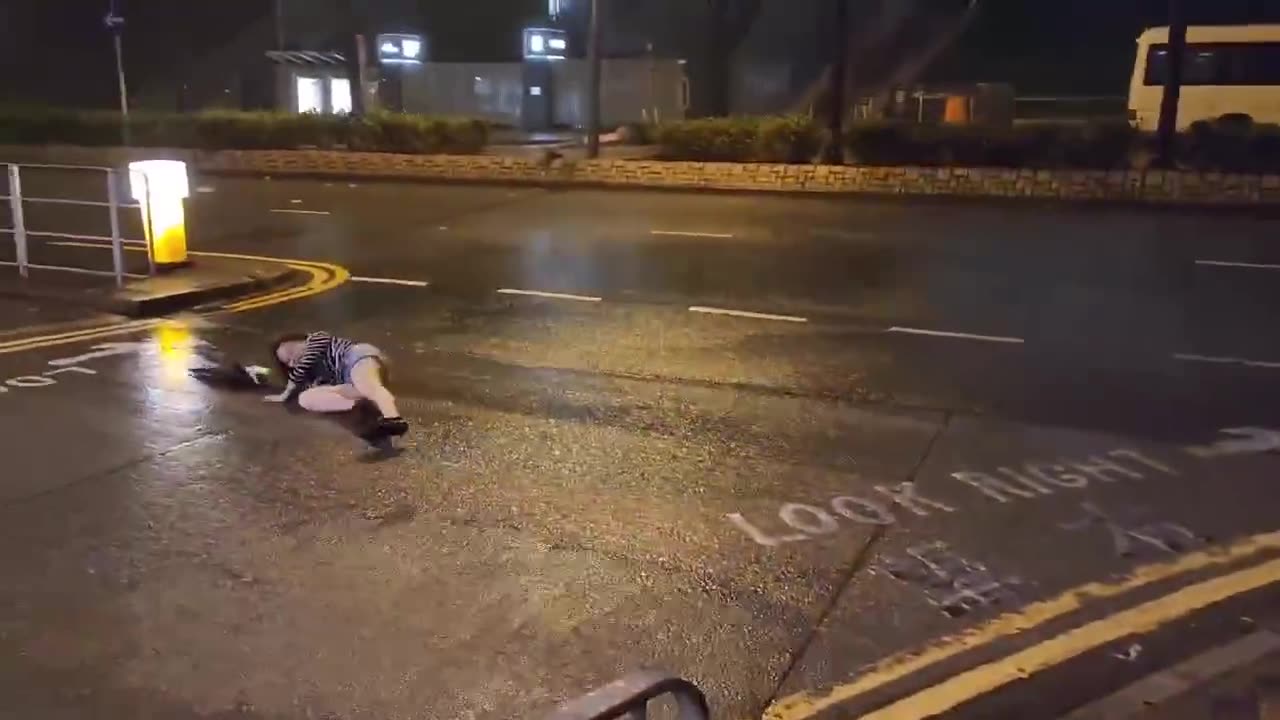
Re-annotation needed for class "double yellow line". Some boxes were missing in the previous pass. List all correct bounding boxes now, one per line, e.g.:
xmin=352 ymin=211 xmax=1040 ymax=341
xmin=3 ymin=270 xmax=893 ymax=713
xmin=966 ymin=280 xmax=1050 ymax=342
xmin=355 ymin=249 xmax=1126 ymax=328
xmin=764 ymin=530 xmax=1280 ymax=720
xmin=0 ymin=245 xmax=349 ymax=356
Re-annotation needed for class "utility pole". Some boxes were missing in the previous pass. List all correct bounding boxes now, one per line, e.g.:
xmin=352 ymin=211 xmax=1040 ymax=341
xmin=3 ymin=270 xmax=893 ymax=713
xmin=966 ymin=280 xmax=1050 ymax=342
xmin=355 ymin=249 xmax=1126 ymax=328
xmin=340 ymin=0 xmax=366 ymax=116
xmin=824 ymin=0 xmax=850 ymax=165
xmin=1156 ymin=0 xmax=1186 ymax=167
xmin=105 ymin=0 xmax=130 ymax=145
xmin=586 ymin=0 xmax=602 ymax=159
xmin=273 ymin=0 xmax=286 ymax=50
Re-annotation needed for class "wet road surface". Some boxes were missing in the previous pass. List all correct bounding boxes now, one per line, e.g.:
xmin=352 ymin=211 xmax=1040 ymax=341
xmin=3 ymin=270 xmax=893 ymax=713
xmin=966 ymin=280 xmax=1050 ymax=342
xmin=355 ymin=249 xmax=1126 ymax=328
xmin=2 ymin=177 xmax=1280 ymax=719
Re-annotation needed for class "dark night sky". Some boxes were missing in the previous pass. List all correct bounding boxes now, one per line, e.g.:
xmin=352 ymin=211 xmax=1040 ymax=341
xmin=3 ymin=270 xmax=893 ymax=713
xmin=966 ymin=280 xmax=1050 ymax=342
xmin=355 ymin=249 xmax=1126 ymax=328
xmin=3 ymin=0 xmax=1280 ymax=108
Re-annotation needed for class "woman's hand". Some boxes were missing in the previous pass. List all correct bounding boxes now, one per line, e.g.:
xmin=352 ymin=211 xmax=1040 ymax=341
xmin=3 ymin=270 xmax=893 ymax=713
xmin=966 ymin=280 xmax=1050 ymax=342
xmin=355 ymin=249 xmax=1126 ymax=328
xmin=263 ymin=381 xmax=298 ymax=404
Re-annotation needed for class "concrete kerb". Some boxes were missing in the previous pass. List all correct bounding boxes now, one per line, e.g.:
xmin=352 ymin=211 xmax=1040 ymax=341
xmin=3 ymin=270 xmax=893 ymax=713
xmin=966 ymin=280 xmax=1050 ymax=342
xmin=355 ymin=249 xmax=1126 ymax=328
xmin=0 ymin=260 xmax=307 ymax=318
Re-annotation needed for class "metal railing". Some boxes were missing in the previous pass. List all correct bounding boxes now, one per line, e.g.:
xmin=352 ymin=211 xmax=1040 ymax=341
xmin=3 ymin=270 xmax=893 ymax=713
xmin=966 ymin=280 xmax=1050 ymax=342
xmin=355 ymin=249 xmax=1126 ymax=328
xmin=546 ymin=671 xmax=709 ymax=720
xmin=1 ymin=162 xmax=150 ymax=287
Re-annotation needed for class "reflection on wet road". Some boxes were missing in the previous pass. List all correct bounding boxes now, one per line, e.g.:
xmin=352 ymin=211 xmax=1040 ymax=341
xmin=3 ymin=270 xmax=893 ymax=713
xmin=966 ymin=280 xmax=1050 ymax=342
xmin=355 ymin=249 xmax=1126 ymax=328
xmin=2 ymin=178 xmax=1280 ymax=719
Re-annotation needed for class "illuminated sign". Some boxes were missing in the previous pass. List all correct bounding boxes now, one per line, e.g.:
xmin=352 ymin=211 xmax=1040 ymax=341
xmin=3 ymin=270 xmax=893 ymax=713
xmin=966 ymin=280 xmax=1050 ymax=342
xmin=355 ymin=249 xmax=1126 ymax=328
xmin=523 ymin=28 xmax=567 ymax=61
xmin=376 ymin=33 xmax=425 ymax=65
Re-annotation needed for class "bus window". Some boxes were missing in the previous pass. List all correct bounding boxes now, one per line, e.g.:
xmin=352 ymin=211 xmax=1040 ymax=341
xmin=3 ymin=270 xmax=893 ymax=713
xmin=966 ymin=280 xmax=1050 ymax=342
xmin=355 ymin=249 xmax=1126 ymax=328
xmin=1144 ymin=43 xmax=1280 ymax=86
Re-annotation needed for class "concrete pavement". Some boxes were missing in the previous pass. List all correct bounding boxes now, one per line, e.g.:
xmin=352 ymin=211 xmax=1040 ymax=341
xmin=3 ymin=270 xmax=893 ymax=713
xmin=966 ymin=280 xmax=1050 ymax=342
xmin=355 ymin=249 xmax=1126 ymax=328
xmin=1 ymin=177 xmax=1280 ymax=719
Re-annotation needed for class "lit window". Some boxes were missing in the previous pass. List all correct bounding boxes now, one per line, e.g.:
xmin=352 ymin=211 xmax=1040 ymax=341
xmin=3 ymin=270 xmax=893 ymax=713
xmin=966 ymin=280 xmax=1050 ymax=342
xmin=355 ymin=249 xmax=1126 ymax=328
xmin=548 ymin=38 xmax=566 ymax=51
xmin=530 ymin=34 xmax=545 ymax=53
xmin=530 ymin=86 xmax=543 ymax=96
xmin=296 ymin=76 xmax=323 ymax=113
xmin=330 ymin=77 xmax=353 ymax=114
xmin=402 ymin=38 xmax=422 ymax=59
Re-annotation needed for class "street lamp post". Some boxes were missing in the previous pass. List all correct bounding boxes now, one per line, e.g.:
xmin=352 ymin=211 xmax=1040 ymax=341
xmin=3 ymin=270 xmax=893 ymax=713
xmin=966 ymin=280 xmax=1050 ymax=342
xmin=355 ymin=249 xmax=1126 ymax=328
xmin=105 ymin=2 xmax=130 ymax=145
xmin=586 ymin=0 xmax=602 ymax=159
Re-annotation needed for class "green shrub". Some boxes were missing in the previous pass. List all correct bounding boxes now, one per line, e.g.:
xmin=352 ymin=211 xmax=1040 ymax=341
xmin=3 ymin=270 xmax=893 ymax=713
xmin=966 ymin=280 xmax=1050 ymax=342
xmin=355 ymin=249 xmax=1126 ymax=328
xmin=845 ymin=121 xmax=1138 ymax=169
xmin=656 ymin=116 xmax=818 ymax=162
xmin=657 ymin=117 xmax=761 ymax=161
xmin=617 ymin=122 xmax=658 ymax=145
xmin=1183 ymin=116 xmax=1280 ymax=173
xmin=757 ymin=116 xmax=821 ymax=163
xmin=0 ymin=108 xmax=489 ymax=154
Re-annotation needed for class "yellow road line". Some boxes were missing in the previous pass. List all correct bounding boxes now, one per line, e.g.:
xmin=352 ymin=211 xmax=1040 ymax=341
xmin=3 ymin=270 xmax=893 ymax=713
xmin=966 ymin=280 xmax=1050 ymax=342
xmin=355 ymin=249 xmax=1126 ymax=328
xmin=0 ymin=244 xmax=348 ymax=355
xmin=763 ymin=530 xmax=1280 ymax=720
xmin=862 ymin=555 xmax=1280 ymax=719
xmin=0 ymin=318 xmax=163 ymax=353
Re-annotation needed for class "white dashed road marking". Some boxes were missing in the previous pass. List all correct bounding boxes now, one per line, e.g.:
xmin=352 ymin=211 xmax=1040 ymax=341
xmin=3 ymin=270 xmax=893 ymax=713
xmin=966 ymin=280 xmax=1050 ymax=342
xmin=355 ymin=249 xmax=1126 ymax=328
xmin=352 ymin=277 xmax=431 ymax=288
xmin=887 ymin=326 xmax=1025 ymax=344
xmin=651 ymin=230 xmax=735 ymax=239
xmin=1196 ymin=259 xmax=1280 ymax=271
xmin=1174 ymin=353 xmax=1280 ymax=370
xmin=497 ymin=289 xmax=603 ymax=302
xmin=688 ymin=306 xmax=808 ymax=323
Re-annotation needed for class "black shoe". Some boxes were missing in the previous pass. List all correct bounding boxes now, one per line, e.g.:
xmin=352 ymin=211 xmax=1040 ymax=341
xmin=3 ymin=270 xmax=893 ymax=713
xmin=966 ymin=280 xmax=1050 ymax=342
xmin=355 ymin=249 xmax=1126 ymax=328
xmin=359 ymin=417 xmax=408 ymax=446
xmin=379 ymin=417 xmax=410 ymax=437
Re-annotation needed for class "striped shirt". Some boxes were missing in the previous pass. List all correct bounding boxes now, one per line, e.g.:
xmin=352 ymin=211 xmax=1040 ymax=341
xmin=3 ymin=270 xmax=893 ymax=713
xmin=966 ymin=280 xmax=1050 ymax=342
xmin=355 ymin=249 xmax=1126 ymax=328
xmin=288 ymin=332 xmax=354 ymax=387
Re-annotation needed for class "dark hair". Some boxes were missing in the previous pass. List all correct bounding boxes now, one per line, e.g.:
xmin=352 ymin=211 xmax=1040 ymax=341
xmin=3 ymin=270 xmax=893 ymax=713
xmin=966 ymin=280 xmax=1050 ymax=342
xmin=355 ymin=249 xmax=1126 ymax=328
xmin=270 ymin=333 xmax=308 ymax=380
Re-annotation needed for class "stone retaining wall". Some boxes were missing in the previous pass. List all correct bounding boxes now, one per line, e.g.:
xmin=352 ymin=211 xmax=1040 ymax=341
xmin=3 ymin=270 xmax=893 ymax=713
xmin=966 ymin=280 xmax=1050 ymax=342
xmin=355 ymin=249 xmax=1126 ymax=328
xmin=7 ymin=145 xmax=1276 ymax=205
xmin=197 ymin=149 xmax=1280 ymax=205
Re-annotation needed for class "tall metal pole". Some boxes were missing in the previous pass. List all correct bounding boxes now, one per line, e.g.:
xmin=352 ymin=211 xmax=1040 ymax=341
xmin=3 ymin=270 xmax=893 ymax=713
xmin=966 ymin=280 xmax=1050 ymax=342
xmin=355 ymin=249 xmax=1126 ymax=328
xmin=824 ymin=0 xmax=849 ymax=165
xmin=586 ymin=0 xmax=602 ymax=159
xmin=274 ymin=0 xmax=286 ymax=50
xmin=1156 ymin=0 xmax=1186 ymax=167
xmin=107 ymin=1 xmax=130 ymax=145
xmin=340 ymin=0 xmax=366 ymax=116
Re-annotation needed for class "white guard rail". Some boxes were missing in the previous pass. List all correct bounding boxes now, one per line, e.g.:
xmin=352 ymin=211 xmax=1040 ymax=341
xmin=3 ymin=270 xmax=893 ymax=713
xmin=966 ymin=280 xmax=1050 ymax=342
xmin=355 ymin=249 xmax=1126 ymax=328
xmin=1 ymin=162 xmax=153 ymax=287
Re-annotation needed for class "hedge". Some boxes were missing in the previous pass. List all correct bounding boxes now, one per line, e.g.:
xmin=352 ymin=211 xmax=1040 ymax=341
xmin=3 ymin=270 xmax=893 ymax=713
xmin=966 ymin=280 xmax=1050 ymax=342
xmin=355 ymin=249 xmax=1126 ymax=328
xmin=0 ymin=108 xmax=489 ymax=154
xmin=655 ymin=115 xmax=1280 ymax=173
xmin=656 ymin=117 xmax=819 ymax=163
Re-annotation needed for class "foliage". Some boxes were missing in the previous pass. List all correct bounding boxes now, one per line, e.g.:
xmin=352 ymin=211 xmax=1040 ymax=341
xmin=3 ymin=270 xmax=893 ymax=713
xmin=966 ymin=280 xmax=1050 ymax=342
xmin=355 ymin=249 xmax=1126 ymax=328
xmin=656 ymin=116 xmax=820 ymax=162
xmin=0 ymin=108 xmax=489 ymax=154
xmin=655 ymin=115 xmax=1280 ymax=173
xmin=1181 ymin=115 xmax=1280 ymax=174
xmin=843 ymin=121 xmax=1138 ymax=169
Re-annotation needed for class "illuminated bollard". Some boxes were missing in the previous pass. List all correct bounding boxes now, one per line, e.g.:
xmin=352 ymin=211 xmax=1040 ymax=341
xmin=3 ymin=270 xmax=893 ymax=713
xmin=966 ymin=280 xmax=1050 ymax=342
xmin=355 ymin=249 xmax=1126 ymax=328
xmin=129 ymin=160 xmax=190 ymax=270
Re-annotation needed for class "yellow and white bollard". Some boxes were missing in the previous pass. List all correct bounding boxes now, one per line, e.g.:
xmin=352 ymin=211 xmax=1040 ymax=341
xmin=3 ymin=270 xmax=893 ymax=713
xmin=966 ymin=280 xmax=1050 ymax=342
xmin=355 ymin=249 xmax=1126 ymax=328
xmin=128 ymin=160 xmax=190 ymax=270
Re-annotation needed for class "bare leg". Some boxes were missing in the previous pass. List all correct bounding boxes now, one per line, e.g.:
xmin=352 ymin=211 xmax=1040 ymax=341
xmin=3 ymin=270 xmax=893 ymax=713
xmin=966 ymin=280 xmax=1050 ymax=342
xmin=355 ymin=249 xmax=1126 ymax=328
xmin=349 ymin=358 xmax=400 ymax=418
xmin=298 ymin=384 xmax=360 ymax=413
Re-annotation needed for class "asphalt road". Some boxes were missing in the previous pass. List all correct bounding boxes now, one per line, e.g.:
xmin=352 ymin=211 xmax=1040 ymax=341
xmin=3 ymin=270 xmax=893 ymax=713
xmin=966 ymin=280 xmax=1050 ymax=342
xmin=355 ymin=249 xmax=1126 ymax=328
xmin=2 ymin=176 xmax=1280 ymax=720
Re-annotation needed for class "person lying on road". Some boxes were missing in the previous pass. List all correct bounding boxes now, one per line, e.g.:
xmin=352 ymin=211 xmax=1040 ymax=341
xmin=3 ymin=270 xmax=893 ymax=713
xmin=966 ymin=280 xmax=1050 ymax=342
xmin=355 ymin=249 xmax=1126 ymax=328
xmin=265 ymin=331 xmax=409 ymax=443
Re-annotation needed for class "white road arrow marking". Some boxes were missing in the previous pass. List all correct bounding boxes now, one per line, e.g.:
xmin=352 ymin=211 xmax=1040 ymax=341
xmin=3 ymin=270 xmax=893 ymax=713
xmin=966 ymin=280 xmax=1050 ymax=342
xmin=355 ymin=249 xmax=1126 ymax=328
xmin=46 ymin=342 xmax=150 ymax=368
xmin=1185 ymin=427 xmax=1280 ymax=458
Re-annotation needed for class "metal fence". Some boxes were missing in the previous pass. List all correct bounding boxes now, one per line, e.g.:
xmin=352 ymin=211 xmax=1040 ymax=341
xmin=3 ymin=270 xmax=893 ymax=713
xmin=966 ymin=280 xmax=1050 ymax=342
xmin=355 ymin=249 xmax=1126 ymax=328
xmin=1 ymin=162 xmax=152 ymax=287
xmin=546 ymin=671 xmax=709 ymax=720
